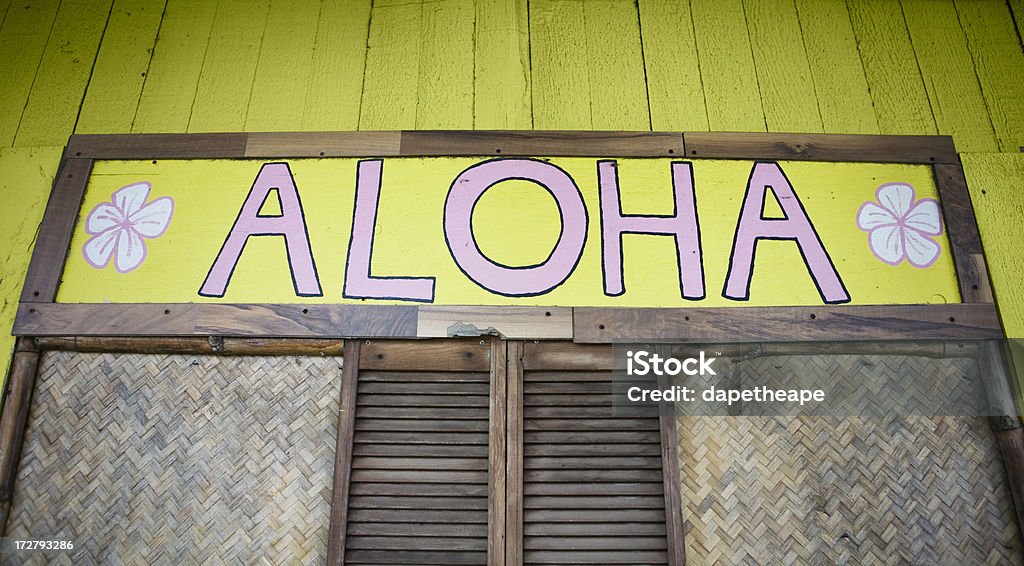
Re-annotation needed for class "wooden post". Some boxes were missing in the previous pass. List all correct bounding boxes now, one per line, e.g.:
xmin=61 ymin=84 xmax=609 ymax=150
xmin=977 ymin=340 xmax=1024 ymax=539
xmin=0 ymin=338 xmax=41 ymax=533
xmin=327 ymin=340 xmax=360 ymax=565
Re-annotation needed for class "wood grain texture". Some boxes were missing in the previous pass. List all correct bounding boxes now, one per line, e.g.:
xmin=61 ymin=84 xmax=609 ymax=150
xmin=846 ymin=0 xmax=936 ymax=136
xmin=19 ymin=158 xmax=92 ymax=303
xmin=327 ymin=340 xmax=359 ymax=566
xmin=244 ymin=131 xmax=401 ymax=157
xmin=1012 ymin=0 xmax=1024 ymax=41
xmin=793 ymin=0 xmax=879 ymax=134
xmin=0 ymin=0 xmax=60 ymax=147
xmin=522 ymin=341 xmax=613 ymax=371
xmin=0 ymin=343 xmax=39 ymax=512
xmin=995 ymin=426 xmax=1024 ymax=545
xmin=582 ymin=0 xmax=650 ymax=130
xmin=505 ymin=340 xmax=524 ymax=566
xmin=689 ymin=0 xmax=765 ymax=132
xmin=416 ymin=0 xmax=474 ymax=129
xmin=13 ymin=0 xmax=111 ymax=147
xmin=573 ymin=304 xmax=1004 ymax=343
xmin=529 ymin=0 xmax=590 ymax=129
xmin=418 ymin=306 xmax=572 ymax=340
xmin=656 ymin=373 xmax=686 ymax=566
xmin=400 ymin=130 xmax=683 ymax=156
xmin=933 ymin=163 xmax=988 ymax=303
xmin=360 ymin=339 xmax=490 ymax=372
xmin=684 ymin=132 xmax=957 ymax=163
xmin=244 ymin=0 xmax=319 ymax=132
xmin=13 ymin=303 xmax=418 ymax=338
xmin=900 ymin=0 xmax=998 ymax=152
xmin=488 ymin=340 xmax=507 ymax=566
xmin=300 ymin=0 xmax=370 ymax=131
xmin=33 ymin=336 xmax=345 ymax=356
xmin=74 ymin=0 xmax=166 ymax=134
xmin=638 ymin=0 xmax=709 ymax=132
xmin=131 ymin=0 xmax=218 ymax=133
xmin=66 ymin=133 xmax=248 ymax=158
xmin=358 ymin=0 xmax=420 ymax=130
xmin=953 ymin=0 xmax=1024 ymax=153
xmin=187 ymin=0 xmax=270 ymax=132
xmin=742 ymin=0 xmax=823 ymax=133
xmin=473 ymin=0 xmax=532 ymax=129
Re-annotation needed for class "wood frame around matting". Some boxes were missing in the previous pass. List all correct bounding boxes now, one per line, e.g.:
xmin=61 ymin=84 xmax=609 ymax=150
xmin=12 ymin=130 xmax=1001 ymax=344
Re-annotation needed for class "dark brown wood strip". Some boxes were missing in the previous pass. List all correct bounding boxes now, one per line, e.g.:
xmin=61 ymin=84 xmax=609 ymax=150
xmin=351 ymin=457 xmax=488 ymax=471
xmin=933 ymin=163 xmax=992 ymax=303
xmin=524 ymin=418 xmax=661 ymax=432
xmin=0 ymin=339 xmax=40 ymax=528
xmin=683 ymin=132 xmax=957 ymax=163
xmin=347 ymin=509 xmax=488 ymax=524
xmin=348 ymin=496 xmax=485 ymax=511
xmin=32 ymin=336 xmax=345 ymax=356
xmin=327 ymin=340 xmax=360 ymax=566
xmin=357 ymin=393 xmax=488 ymax=407
xmin=353 ymin=431 xmax=488 ymax=445
xmin=658 ymin=372 xmax=688 ymax=566
xmin=524 ymin=457 xmax=663 ymax=470
xmin=355 ymin=407 xmax=489 ymax=420
xmin=358 ymin=381 xmax=490 ymax=395
xmin=358 ymin=371 xmax=490 ymax=383
xmin=13 ymin=303 xmax=418 ymax=338
xmin=245 ymin=131 xmax=401 ymax=157
xmin=523 ymin=508 xmax=666 ymax=523
xmin=524 ymin=431 xmax=665 ymax=445
xmin=349 ymin=483 xmax=488 ymax=497
xmin=400 ymin=130 xmax=683 ymax=157
xmin=524 ymin=444 xmax=661 ymax=457
xmin=523 ymin=496 xmax=666 ymax=509
xmin=346 ymin=536 xmax=486 ymax=551
xmin=525 ymin=469 xmax=664 ymax=483
xmin=572 ymin=304 xmax=1003 ymax=343
xmin=354 ymin=419 xmax=489 ymax=433
xmin=350 ymin=470 xmax=488 ymax=484
xmin=20 ymin=158 xmax=92 ymax=303
xmin=524 ymin=536 xmax=669 ymax=550
xmin=525 ymin=482 xmax=664 ymax=496
xmin=506 ymin=341 xmax=525 ymax=566
xmin=351 ymin=444 xmax=487 ymax=458
xmin=523 ymin=522 xmax=666 ymax=537
xmin=346 ymin=522 xmax=488 ymax=538
xmin=521 ymin=549 xmax=667 ymax=564
xmin=524 ymin=406 xmax=658 ymax=418
xmin=345 ymin=550 xmax=486 ymax=564
xmin=65 ymin=133 xmax=248 ymax=159
xmin=360 ymin=339 xmax=490 ymax=372
xmin=489 ymin=340 xmax=507 ymax=566
xmin=522 ymin=342 xmax=614 ymax=371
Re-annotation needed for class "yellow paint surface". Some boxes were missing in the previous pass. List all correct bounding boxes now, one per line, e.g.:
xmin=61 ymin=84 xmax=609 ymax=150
xmin=57 ymin=157 xmax=959 ymax=308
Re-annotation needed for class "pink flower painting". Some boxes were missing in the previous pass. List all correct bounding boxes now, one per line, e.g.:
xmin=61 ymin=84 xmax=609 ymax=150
xmin=856 ymin=183 xmax=942 ymax=268
xmin=82 ymin=182 xmax=174 ymax=273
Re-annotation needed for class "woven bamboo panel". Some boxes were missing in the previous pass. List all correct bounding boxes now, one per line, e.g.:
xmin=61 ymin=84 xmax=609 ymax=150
xmin=4 ymin=351 xmax=343 ymax=565
xmin=678 ymin=354 xmax=1023 ymax=565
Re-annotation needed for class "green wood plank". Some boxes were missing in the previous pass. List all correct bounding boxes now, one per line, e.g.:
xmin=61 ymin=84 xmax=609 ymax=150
xmin=0 ymin=0 xmax=61 ymax=147
xmin=188 ymin=0 xmax=269 ymax=132
xmin=14 ymin=0 xmax=112 ymax=146
xmin=529 ymin=0 xmax=590 ymax=129
xmin=1012 ymin=0 xmax=1024 ymax=44
xmin=742 ymin=0 xmax=822 ymax=133
xmin=244 ymin=0 xmax=319 ymax=132
xmin=689 ymin=0 xmax=765 ymax=132
xmin=954 ymin=0 xmax=1024 ymax=153
xmin=473 ymin=0 xmax=531 ymax=129
xmin=637 ymin=0 xmax=708 ymax=131
xmin=76 ymin=0 xmax=167 ymax=134
xmin=793 ymin=0 xmax=878 ymax=134
xmin=358 ymin=0 xmax=421 ymax=130
xmin=133 ymin=0 xmax=218 ymax=133
xmin=416 ymin=0 xmax=474 ymax=129
xmin=846 ymin=0 xmax=935 ymax=136
xmin=300 ymin=0 xmax=370 ymax=131
xmin=584 ymin=0 xmax=649 ymax=130
xmin=900 ymin=0 xmax=997 ymax=152
xmin=0 ymin=0 xmax=14 ymax=31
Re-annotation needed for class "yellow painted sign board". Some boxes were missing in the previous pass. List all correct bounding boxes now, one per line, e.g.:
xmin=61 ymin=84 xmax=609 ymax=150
xmin=57 ymin=157 xmax=960 ymax=307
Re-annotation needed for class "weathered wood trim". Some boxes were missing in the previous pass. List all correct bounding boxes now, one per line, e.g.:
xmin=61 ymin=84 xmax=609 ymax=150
xmin=20 ymin=158 xmax=92 ymax=303
xmin=33 ymin=336 xmax=344 ymax=356
xmin=505 ymin=341 xmax=524 ymax=566
xmin=683 ymin=132 xmax=958 ymax=163
xmin=572 ymin=304 xmax=1003 ymax=343
xmin=245 ymin=131 xmax=401 ymax=157
xmin=13 ymin=303 xmax=418 ymax=338
xmin=66 ymin=133 xmax=249 ymax=159
xmin=522 ymin=341 xmax=614 ymax=371
xmin=933 ymin=163 xmax=993 ymax=303
xmin=417 ymin=306 xmax=572 ymax=340
xmin=359 ymin=339 xmax=491 ymax=372
xmin=327 ymin=340 xmax=360 ymax=566
xmin=0 ymin=338 xmax=41 ymax=532
xmin=657 ymin=369 xmax=687 ymax=566
xmin=995 ymin=427 xmax=1024 ymax=543
xmin=400 ymin=130 xmax=684 ymax=157
xmin=488 ymin=340 xmax=507 ymax=566
xmin=677 ymin=341 xmax=979 ymax=359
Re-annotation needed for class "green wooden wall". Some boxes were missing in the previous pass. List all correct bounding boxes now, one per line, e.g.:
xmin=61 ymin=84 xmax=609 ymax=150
xmin=1 ymin=0 xmax=1023 ymax=383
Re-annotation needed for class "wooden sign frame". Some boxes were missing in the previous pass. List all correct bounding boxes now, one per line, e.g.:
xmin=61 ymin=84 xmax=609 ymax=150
xmin=11 ymin=131 xmax=1001 ymax=343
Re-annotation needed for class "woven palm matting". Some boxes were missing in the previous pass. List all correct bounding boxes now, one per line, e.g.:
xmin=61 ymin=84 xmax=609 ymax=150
xmin=4 ymin=351 xmax=342 ymax=564
xmin=678 ymin=354 xmax=1023 ymax=564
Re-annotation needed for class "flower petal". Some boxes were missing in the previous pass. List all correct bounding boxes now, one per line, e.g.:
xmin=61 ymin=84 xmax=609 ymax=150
xmin=903 ymin=198 xmax=942 ymax=236
xmin=129 ymin=196 xmax=174 ymax=238
xmin=112 ymin=182 xmax=152 ymax=217
xmin=82 ymin=229 xmax=119 ymax=269
xmin=869 ymin=225 xmax=905 ymax=265
xmin=85 ymin=203 xmax=125 ymax=235
xmin=903 ymin=228 xmax=941 ymax=268
xmin=876 ymin=183 xmax=916 ymax=218
xmin=114 ymin=228 xmax=147 ymax=273
xmin=857 ymin=202 xmax=898 ymax=231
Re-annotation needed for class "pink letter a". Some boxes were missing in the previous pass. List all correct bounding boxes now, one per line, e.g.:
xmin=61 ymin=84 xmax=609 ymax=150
xmin=199 ymin=162 xmax=322 ymax=297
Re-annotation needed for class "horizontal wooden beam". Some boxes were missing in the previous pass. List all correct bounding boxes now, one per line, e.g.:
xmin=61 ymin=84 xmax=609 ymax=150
xmin=13 ymin=303 xmax=417 ymax=338
xmin=66 ymin=133 xmax=248 ymax=159
xmin=245 ymin=131 xmax=401 ymax=157
xmin=417 ymin=306 xmax=572 ymax=339
xmin=684 ymin=132 xmax=958 ymax=164
xmin=572 ymin=304 xmax=1003 ymax=343
xmin=399 ymin=130 xmax=684 ymax=157
xmin=32 ymin=336 xmax=345 ymax=356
